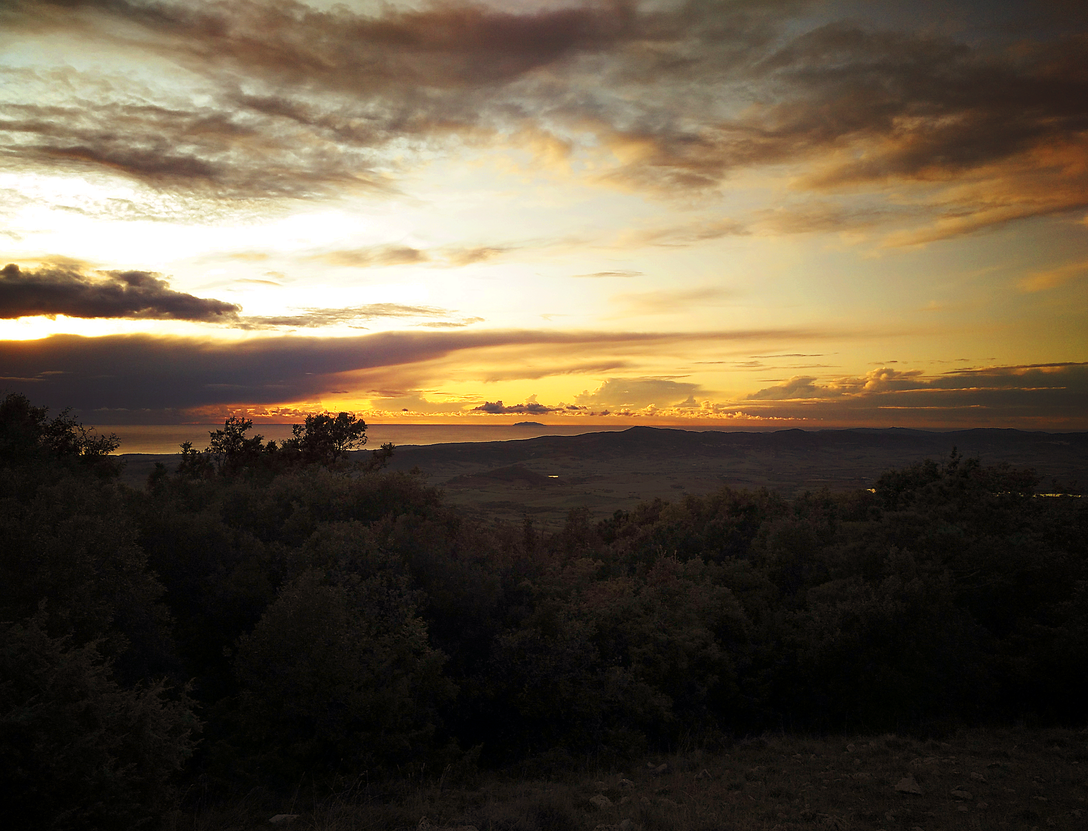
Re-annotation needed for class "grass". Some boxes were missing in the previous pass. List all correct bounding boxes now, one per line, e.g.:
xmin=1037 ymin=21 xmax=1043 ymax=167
xmin=168 ymin=726 xmax=1088 ymax=831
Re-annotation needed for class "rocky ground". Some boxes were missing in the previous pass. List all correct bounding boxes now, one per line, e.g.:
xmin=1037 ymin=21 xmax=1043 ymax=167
xmin=179 ymin=726 xmax=1088 ymax=831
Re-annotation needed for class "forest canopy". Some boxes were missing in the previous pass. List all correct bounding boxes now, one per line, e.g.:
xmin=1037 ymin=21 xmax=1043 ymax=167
xmin=2 ymin=392 xmax=1085 ymax=827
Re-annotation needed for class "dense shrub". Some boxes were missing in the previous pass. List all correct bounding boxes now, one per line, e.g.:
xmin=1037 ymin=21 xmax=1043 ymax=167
xmin=228 ymin=566 xmax=453 ymax=785
xmin=6 ymin=392 xmax=1088 ymax=805
xmin=0 ymin=615 xmax=197 ymax=830
xmin=129 ymin=445 xmax=1088 ymax=778
xmin=0 ymin=472 xmax=175 ymax=683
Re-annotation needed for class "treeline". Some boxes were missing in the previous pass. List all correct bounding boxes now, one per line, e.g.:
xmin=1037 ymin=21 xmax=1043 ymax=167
xmin=2 ymin=392 xmax=1086 ymax=828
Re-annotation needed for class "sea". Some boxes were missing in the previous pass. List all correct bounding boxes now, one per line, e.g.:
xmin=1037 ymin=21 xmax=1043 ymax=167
xmin=102 ymin=423 xmax=638 ymax=456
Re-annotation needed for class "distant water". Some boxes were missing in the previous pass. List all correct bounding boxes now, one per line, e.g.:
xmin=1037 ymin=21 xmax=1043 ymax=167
xmin=103 ymin=423 xmax=636 ymax=456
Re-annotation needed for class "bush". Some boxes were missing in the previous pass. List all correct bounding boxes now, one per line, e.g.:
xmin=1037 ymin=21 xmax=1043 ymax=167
xmin=227 ymin=567 xmax=454 ymax=785
xmin=0 ymin=615 xmax=197 ymax=830
xmin=0 ymin=471 xmax=176 ymax=684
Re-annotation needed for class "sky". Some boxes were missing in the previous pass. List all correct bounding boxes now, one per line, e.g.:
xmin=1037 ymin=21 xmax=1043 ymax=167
xmin=1 ymin=0 xmax=1087 ymax=430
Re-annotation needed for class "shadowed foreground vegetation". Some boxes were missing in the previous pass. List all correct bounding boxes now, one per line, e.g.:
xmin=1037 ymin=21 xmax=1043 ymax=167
xmin=183 ymin=727 xmax=1087 ymax=831
xmin=2 ymin=392 xmax=1086 ymax=829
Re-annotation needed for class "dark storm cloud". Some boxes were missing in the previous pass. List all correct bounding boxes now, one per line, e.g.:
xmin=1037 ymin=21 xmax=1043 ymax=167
xmin=749 ymin=364 xmax=1088 ymax=402
xmin=10 ymin=0 xmax=634 ymax=91
xmin=0 ymin=263 xmax=240 ymax=321
xmin=0 ymin=93 xmax=389 ymax=199
xmin=4 ymin=1 xmax=1084 ymax=232
xmin=765 ymin=22 xmax=1088 ymax=181
xmin=0 ymin=324 xmax=824 ymax=412
xmin=30 ymin=142 xmax=220 ymax=184
xmin=745 ymin=363 xmax=1088 ymax=425
xmin=0 ymin=0 xmax=640 ymax=199
xmin=934 ymin=362 xmax=1088 ymax=394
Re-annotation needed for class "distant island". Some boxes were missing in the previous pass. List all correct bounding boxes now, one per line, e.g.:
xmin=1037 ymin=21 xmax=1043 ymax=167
xmin=512 ymin=421 xmax=545 ymax=427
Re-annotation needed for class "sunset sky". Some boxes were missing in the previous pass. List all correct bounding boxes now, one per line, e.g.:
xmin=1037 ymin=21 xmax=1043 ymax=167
xmin=2 ymin=0 xmax=1087 ymax=429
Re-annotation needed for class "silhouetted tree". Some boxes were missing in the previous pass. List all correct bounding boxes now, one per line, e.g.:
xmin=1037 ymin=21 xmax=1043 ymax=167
xmin=206 ymin=416 xmax=265 ymax=476
xmin=0 ymin=391 xmax=119 ymax=474
xmin=174 ymin=412 xmax=380 ymax=478
xmin=282 ymin=411 xmax=368 ymax=466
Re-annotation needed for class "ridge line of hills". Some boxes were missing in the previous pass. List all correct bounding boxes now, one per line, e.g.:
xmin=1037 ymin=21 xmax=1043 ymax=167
xmin=115 ymin=426 xmax=1087 ymax=526
xmin=378 ymin=426 xmax=1087 ymax=526
xmin=387 ymin=425 xmax=1088 ymax=470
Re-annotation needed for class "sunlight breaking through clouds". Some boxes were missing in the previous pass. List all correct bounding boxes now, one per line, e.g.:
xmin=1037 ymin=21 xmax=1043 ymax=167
xmin=0 ymin=0 xmax=1085 ymax=427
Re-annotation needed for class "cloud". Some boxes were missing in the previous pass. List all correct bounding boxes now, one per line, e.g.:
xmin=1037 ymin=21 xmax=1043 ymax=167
xmin=611 ymin=285 xmax=731 ymax=316
xmin=361 ymin=389 xmax=472 ymax=416
xmin=743 ymin=362 xmax=1088 ymax=427
xmin=746 ymin=376 xmax=828 ymax=401
xmin=476 ymin=380 xmax=726 ymax=418
xmin=479 ymin=359 xmax=633 ymax=383
xmin=417 ymin=317 xmax=486 ymax=329
xmin=750 ymin=352 xmax=827 ymax=359
xmin=0 ymin=91 xmax=391 ymax=201
xmin=234 ymin=277 xmax=283 ymax=286
xmin=748 ymin=367 xmax=933 ymax=400
xmin=5 ymin=329 xmax=1084 ymax=428
xmin=314 ymin=244 xmax=512 ymax=269
xmin=1019 ymin=259 xmax=1088 ymax=293
xmin=4 ymin=0 xmax=1083 ymax=237
xmin=754 ymin=200 xmax=901 ymax=235
xmin=0 ymin=258 xmax=481 ymax=330
xmin=241 ymin=303 xmax=473 ymax=329
xmin=0 ymin=0 xmax=640 ymax=202
xmin=473 ymin=396 xmax=559 ymax=415
xmin=858 ymin=366 xmax=926 ymax=392
xmin=316 ymin=246 xmax=429 ymax=268
xmin=575 ymin=377 xmax=704 ymax=410
xmin=0 ymin=324 xmax=823 ymax=414
xmin=614 ymin=219 xmax=750 ymax=248
xmin=0 ymin=263 xmax=240 ymax=321
xmin=746 ymin=20 xmax=1088 ymax=174
xmin=0 ymin=330 xmax=479 ymax=412
xmin=573 ymin=269 xmax=642 ymax=278
xmin=444 ymin=246 xmax=509 ymax=267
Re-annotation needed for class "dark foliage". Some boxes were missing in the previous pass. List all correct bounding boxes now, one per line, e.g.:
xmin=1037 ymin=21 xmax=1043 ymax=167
xmin=0 ymin=615 xmax=197 ymax=830
xmin=173 ymin=411 xmax=389 ymax=481
xmin=4 ymin=393 xmax=1087 ymax=814
xmin=0 ymin=391 xmax=120 ymax=477
xmin=282 ymin=411 xmax=369 ymax=465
